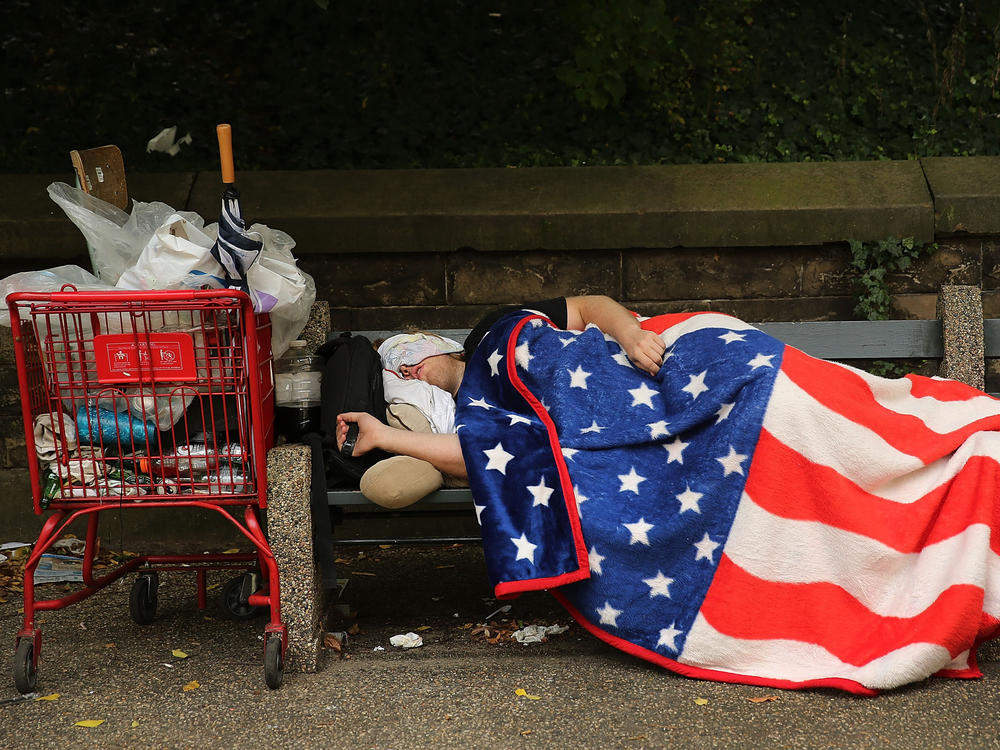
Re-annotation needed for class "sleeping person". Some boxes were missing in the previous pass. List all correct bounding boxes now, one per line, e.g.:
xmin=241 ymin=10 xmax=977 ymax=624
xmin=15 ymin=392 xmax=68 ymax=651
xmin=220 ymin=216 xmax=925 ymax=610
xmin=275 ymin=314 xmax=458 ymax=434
xmin=356 ymin=296 xmax=660 ymax=507
xmin=342 ymin=296 xmax=665 ymax=480
xmin=337 ymin=295 xmax=1000 ymax=694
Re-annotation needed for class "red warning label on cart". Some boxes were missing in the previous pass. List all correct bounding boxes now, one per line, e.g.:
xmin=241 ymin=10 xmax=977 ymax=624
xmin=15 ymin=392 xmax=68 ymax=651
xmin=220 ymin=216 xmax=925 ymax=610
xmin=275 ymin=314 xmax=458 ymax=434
xmin=94 ymin=333 xmax=198 ymax=383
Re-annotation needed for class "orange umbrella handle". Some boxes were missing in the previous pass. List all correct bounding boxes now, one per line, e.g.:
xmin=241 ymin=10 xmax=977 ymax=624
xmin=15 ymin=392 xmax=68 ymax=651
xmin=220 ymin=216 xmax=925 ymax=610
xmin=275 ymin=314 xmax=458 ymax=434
xmin=217 ymin=124 xmax=235 ymax=184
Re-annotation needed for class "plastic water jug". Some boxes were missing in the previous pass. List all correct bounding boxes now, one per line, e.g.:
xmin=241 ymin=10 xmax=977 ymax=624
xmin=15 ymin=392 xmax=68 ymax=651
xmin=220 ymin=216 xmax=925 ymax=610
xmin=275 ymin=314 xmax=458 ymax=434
xmin=274 ymin=340 xmax=322 ymax=442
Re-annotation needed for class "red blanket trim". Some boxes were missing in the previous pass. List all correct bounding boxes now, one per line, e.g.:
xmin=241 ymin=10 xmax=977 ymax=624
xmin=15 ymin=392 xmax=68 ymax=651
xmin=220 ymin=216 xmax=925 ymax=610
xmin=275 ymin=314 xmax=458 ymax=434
xmin=493 ymin=314 xmax=590 ymax=595
xmin=549 ymin=590 xmax=881 ymax=696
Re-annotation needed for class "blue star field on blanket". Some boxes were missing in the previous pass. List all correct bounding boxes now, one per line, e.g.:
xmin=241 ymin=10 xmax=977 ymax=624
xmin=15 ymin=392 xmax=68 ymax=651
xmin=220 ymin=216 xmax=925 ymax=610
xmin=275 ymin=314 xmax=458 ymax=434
xmin=455 ymin=309 xmax=1000 ymax=694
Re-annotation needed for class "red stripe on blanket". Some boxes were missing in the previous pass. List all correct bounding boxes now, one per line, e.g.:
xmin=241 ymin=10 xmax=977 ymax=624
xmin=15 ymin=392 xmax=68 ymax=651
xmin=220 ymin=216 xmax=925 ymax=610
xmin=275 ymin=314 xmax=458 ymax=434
xmin=780 ymin=346 xmax=1000 ymax=462
xmin=746 ymin=429 xmax=1000 ymax=554
xmin=905 ymin=374 xmax=997 ymax=401
xmin=639 ymin=312 xmax=708 ymax=331
xmin=702 ymin=556 xmax=985 ymax=666
xmin=548 ymin=589 xmax=879 ymax=695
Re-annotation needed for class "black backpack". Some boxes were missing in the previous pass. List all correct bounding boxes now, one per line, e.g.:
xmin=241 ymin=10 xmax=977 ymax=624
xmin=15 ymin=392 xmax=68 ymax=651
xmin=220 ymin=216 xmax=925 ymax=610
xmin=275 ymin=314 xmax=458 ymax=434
xmin=316 ymin=333 xmax=391 ymax=488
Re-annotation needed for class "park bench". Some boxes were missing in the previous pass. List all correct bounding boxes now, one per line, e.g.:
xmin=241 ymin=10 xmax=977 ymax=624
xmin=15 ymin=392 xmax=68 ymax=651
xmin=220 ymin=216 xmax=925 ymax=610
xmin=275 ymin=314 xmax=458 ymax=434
xmin=273 ymin=285 xmax=990 ymax=671
xmin=324 ymin=285 xmax=989 ymax=543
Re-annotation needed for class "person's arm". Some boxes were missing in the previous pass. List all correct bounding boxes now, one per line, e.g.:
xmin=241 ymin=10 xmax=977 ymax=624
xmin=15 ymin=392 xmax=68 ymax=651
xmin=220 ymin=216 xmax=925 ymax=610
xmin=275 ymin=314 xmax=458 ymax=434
xmin=565 ymin=295 xmax=666 ymax=376
xmin=336 ymin=411 xmax=468 ymax=478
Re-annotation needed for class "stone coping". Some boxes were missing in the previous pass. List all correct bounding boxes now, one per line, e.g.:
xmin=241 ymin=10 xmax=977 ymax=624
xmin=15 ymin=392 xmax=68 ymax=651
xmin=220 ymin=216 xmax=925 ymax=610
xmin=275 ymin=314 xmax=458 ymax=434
xmin=1 ymin=158 xmax=997 ymax=258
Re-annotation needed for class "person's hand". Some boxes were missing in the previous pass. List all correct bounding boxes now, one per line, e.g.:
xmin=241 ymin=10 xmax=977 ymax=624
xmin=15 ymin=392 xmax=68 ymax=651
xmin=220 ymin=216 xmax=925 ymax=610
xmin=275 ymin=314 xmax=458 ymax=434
xmin=618 ymin=327 xmax=667 ymax=376
xmin=336 ymin=412 xmax=385 ymax=456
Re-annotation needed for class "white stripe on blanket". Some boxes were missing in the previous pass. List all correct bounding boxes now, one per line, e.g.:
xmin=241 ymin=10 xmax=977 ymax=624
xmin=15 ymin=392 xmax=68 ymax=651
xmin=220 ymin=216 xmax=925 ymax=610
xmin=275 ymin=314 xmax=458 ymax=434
xmin=727 ymin=495 xmax=1000 ymax=618
xmin=680 ymin=614 xmax=959 ymax=690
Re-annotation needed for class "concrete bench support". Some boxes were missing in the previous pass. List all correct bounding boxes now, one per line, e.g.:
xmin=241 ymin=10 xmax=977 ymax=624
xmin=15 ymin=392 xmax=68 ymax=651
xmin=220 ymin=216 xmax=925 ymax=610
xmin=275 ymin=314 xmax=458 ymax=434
xmin=937 ymin=284 xmax=985 ymax=390
xmin=266 ymin=444 xmax=325 ymax=673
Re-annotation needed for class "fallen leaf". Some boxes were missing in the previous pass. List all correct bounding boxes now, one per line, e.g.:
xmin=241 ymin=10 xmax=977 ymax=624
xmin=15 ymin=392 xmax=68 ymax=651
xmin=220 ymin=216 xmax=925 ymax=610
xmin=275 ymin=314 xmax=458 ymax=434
xmin=131 ymin=720 xmax=140 ymax=728
xmin=379 ymin=544 xmax=393 ymax=549
xmin=747 ymin=696 xmax=778 ymax=703
xmin=435 ymin=565 xmax=455 ymax=569
xmin=182 ymin=680 xmax=200 ymax=692
xmin=515 ymin=688 xmax=541 ymax=700
xmin=694 ymin=697 xmax=709 ymax=706
xmin=36 ymin=693 xmax=60 ymax=701
xmin=104 ymin=643 xmax=116 ymax=649
xmin=520 ymin=730 xmax=533 ymax=736
xmin=172 ymin=649 xmax=189 ymax=659
xmin=74 ymin=720 xmax=105 ymax=727
xmin=347 ymin=623 xmax=360 ymax=635
xmin=415 ymin=625 xmax=431 ymax=631
xmin=353 ymin=571 xmax=376 ymax=577
xmin=323 ymin=633 xmax=343 ymax=652
xmin=222 ymin=548 xmax=240 ymax=554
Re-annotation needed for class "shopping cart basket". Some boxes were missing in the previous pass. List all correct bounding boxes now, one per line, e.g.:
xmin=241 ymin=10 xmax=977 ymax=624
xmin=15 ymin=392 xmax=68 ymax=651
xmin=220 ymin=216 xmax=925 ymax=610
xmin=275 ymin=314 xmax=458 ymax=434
xmin=7 ymin=287 xmax=287 ymax=691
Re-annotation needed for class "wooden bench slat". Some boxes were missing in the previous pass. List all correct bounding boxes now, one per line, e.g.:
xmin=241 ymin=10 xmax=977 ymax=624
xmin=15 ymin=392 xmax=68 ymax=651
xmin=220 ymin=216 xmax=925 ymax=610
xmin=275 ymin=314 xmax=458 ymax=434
xmin=328 ymin=487 xmax=474 ymax=506
xmin=336 ymin=320 xmax=945 ymax=361
xmin=984 ymin=319 xmax=1000 ymax=355
xmin=756 ymin=320 xmax=943 ymax=359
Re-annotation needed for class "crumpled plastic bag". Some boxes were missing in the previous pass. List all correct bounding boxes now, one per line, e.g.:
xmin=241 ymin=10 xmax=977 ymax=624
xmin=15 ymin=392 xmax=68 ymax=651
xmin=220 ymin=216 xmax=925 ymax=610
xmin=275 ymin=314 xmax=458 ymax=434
xmin=512 ymin=624 xmax=569 ymax=644
xmin=33 ymin=412 xmax=79 ymax=462
xmin=253 ymin=225 xmax=315 ymax=359
xmin=0 ymin=265 xmax=114 ymax=327
xmin=47 ymin=182 xmax=203 ymax=285
xmin=200 ymin=221 xmax=315 ymax=359
xmin=115 ymin=214 xmax=226 ymax=292
xmin=14 ymin=183 xmax=313 ymax=361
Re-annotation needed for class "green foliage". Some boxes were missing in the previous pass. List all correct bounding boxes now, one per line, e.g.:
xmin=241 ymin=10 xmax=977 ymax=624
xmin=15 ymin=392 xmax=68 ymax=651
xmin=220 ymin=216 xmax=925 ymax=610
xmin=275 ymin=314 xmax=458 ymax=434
xmin=5 ymin=0 xmax=1000 ymax=171
xmin=557 ymin=0 xmax=757 ymax=120
xmin=867 ymin=360 xmax=919 ymax=379
xmin=847 ymin=236 xmax=937 ymax=321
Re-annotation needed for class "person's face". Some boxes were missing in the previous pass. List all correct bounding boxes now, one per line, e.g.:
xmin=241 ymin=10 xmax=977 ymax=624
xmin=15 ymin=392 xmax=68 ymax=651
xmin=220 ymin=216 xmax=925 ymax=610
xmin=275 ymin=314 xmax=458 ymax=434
xmin=399 ymin=353 xmax=463 ymax=395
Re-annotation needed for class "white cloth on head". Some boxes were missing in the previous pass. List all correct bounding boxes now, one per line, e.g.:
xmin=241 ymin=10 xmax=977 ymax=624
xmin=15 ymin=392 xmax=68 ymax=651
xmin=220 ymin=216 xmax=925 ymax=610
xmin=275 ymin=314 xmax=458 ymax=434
xmin=377 ymin=333 xmax=463 ymax=375
xmin=382 ymin=370 xmax=456 ymax=434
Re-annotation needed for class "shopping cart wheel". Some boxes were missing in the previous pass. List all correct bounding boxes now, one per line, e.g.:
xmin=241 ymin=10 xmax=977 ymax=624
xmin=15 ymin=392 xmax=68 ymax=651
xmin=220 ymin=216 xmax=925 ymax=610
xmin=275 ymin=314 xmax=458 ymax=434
xmin=129 ymin=572 xmax=159 ymax=625
xmin=13 ymin=638 xmax=37 ymax=694
xmin=222 ymin=572 xmax=263 ymax=621
xmin=264 ymin=635 xmax=284 ymax=689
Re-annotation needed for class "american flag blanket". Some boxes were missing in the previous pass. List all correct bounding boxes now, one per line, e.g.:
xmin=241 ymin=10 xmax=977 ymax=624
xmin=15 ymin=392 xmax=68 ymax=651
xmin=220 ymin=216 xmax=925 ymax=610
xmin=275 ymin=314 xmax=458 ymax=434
xmin=454 ymin=309 xmax=1000 ymax=694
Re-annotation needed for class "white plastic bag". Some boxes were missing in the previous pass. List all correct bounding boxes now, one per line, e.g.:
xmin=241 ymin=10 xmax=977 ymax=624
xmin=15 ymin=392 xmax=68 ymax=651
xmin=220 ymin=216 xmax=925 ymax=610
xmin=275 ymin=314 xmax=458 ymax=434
xmin=202 ymin=221 xmax=316 ymax=358
xmin=47 ymin=182 xmax=203 ymax=284
xmin=115 ymin=214 xmax=226 ymax=292
xmin=250 ymin=224 xmax=316 ymax=359
xmin=0 ymin=265 xmax=114 ymax=327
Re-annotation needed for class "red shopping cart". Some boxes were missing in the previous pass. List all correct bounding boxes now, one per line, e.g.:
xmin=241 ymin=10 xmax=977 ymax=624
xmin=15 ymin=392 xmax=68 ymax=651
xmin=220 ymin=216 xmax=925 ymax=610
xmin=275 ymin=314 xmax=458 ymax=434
xmin=7 ymin=287 xmax=286 ymax=691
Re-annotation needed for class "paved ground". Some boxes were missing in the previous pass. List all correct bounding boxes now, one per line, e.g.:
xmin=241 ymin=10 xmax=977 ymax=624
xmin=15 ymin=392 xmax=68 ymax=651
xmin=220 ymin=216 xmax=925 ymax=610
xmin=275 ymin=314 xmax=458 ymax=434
xmin=3 ymin=543 xmax=1000 ymax=749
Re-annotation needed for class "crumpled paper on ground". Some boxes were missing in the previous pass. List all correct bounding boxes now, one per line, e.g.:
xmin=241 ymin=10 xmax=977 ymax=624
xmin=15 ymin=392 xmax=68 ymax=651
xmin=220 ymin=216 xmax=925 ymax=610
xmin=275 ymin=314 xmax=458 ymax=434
xmin=512 ymin=624 xmax=568 ymax=644
xmin=389 ymin=632 xmax=424 ymax=649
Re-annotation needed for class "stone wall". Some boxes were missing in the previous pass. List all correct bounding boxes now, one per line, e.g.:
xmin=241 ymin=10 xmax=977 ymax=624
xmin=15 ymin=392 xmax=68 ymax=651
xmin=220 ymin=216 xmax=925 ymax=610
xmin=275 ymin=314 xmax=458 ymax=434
xmin=1 ymin=157 xmax=999 ymax=541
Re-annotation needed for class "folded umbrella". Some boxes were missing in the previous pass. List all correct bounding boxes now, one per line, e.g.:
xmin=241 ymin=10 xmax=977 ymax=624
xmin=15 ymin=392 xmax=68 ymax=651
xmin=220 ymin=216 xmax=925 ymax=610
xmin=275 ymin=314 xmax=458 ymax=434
xmin=212 ymin=124 xmax=262 ymax=305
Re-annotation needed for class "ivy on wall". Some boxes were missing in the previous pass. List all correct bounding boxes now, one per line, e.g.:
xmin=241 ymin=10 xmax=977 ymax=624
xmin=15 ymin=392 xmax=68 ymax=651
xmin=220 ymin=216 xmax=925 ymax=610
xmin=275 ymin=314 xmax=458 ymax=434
xmin=848 ymin=236 xmax=938 ymax=321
